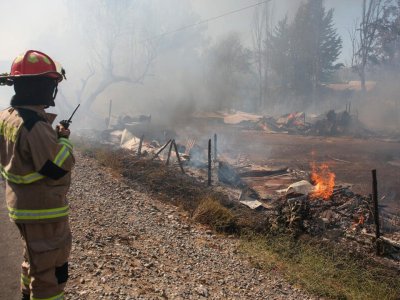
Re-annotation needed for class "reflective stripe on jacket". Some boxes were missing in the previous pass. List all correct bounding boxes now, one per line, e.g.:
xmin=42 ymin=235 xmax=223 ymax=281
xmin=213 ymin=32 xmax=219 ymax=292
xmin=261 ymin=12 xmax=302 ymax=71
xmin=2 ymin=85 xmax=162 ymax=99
xmin=0 ymin=106 xmax=75 ymax=223
xmin=31 ymin=292 xmax=64 ymax=300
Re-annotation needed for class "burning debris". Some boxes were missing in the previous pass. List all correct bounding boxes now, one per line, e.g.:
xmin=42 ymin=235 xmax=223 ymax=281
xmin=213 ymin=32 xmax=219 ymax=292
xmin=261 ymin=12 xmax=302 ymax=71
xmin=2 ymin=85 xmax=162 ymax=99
xmin=310 ymin=163 xmax=336 ymax=200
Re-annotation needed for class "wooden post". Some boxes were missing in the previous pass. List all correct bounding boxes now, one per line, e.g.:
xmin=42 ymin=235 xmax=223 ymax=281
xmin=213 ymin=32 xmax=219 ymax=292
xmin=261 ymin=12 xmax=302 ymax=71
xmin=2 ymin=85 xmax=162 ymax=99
xmin=172 ymin=140 xmax=185 ymax=174
xmin=214 ymin=133 xmax=217 ymax=164
xmin=107 ymin=99 xmax=112 ymax=128
xmin=152 ymin=139 xmax=171 ymax=160
xmin=166 ymin=139 xmax=173 ymax=165
xmin=208 ymin=138 xmax=212 ymax=186
xmin=372 ymin=169 xmax=381 ymax=255
xmin=137 ymin=134 xmax=144 ymax=157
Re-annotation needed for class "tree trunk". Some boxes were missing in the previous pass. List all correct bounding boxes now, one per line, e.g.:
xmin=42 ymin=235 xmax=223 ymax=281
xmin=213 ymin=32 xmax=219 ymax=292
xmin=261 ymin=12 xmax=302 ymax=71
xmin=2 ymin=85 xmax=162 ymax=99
xmin=360 ymin=65 xmax=367 ymax=93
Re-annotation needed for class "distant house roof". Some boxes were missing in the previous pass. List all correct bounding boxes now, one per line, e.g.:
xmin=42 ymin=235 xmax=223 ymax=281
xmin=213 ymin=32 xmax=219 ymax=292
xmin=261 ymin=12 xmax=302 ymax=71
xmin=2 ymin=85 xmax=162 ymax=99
xmin=325 ymin=81 xmax=377 ymax=92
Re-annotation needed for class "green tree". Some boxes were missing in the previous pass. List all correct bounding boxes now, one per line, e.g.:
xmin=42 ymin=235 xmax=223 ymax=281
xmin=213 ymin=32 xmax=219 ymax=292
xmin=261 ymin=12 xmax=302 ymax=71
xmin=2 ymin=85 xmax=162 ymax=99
xmin=292 ymin=0 xmax=343 ymax=96
xmin=268 ymin=0 xmax=342 ymax=102
xmin=268 ymin=16 xmax=292 ymax=90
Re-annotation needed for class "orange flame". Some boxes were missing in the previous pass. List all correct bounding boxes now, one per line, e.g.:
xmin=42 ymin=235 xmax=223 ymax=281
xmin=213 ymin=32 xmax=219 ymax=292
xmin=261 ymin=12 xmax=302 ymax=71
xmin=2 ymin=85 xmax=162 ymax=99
xmin=353 ymin=214 xmax=365 ymax=226
xmin=310 ymin=163 xmax=335 ymax=200
xmin=358 ymin=214 xmax=365 ymax=225
xmin=351 ymin=214 xmax=365 ymax=229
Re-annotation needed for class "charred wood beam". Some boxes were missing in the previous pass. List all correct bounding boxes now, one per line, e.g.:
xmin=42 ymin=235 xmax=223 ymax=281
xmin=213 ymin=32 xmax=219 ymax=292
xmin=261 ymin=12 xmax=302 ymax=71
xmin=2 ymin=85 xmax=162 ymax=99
xmin=239 ymin=168 xmax=287 ymax=178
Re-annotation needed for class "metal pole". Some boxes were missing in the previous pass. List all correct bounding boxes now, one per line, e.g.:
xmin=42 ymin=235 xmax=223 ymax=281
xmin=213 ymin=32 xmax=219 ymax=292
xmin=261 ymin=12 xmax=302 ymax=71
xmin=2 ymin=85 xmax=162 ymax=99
xmin=208 ymin=139 xmax=212 ymax=186
xmin=372 ymin=169 xmax=381 ymax=255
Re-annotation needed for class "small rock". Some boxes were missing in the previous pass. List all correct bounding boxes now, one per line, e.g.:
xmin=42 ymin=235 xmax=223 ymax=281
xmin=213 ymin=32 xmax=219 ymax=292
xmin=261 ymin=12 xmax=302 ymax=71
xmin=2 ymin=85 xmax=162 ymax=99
xmin=195 ymin=285 xmax=209 ymax=297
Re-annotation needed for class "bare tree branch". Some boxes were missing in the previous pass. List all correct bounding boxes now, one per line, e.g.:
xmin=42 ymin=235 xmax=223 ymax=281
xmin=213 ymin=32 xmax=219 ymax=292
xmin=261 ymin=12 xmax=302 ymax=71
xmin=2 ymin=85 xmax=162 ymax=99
xmin=352 ymin=0 xmax=385 ymax=92
xmin=71 ymin=1 xmax=158 ymax=115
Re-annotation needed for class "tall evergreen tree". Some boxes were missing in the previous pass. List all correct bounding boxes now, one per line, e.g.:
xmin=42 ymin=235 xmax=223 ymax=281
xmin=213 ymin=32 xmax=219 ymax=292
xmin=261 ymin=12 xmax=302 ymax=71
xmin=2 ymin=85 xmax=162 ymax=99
xmin=319 ymin=8 xmax=344 ymax=81
xmin=268 ymin=16 xmax=292 ymax=89
xmin=268 ymin=0 xmax=342 ymax=101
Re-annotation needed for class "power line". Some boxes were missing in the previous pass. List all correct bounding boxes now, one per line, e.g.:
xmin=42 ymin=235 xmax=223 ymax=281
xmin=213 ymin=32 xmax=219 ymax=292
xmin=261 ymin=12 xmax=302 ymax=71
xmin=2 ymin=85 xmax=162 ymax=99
xmin=142 ymin=0 xmax=272 ymax=43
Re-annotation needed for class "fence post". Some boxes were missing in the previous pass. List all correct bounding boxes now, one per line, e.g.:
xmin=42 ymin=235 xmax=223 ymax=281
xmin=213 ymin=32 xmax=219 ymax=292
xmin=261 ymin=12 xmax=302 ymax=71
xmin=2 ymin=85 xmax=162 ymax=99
xmin=208 ymin=139 xmax=212 ymax=186
xmin=372 ymin=169 xmax=381 ymax=255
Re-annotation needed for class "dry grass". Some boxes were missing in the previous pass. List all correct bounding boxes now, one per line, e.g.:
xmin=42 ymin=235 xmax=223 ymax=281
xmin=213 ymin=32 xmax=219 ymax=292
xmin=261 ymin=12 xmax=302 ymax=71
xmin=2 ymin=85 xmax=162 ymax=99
xmin=94 ymin=148 xmax=123 ymax=172
xmin=193 ymin=197 xmax=237 ymax=232
xmin=72 ymin=138 xmax=124 ymax=175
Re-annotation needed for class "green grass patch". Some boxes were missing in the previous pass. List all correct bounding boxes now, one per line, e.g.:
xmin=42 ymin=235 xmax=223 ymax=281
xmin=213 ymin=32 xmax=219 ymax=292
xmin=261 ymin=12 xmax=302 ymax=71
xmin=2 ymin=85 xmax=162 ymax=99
xmin=240 ymin=234 xmax=400 ymax=299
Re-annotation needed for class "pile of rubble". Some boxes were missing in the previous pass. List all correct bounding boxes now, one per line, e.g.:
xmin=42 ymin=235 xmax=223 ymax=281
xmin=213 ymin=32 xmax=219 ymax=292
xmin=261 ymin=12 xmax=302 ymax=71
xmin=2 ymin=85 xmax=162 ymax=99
xmin=194 ymin=110 xmax=373 ymax=137
xmin=257 ymin=110 xmax=373 ymax=137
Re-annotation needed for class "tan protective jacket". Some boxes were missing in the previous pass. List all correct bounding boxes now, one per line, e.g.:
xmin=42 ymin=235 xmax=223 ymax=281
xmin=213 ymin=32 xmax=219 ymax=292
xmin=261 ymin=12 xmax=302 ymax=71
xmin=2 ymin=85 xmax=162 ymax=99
xmin=0 ymin=105 xmax=74 ymax=223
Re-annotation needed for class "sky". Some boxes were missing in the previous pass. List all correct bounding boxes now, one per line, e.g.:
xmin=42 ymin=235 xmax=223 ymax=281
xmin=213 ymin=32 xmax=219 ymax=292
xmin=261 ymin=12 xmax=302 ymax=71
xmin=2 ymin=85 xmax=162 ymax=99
xmin=0 ymin=0 xmax=363 ymax=62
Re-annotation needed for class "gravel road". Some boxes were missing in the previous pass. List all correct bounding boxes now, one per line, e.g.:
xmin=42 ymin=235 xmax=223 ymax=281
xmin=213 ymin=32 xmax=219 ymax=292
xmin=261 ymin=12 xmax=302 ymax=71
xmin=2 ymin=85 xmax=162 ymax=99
xmin=66 ymin=153 xmax=314 ymax=299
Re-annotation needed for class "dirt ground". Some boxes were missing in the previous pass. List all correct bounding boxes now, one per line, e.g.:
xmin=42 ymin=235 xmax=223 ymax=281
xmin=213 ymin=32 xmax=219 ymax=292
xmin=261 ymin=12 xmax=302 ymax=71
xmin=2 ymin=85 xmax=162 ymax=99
xmin=0 ymin=182 xmax=22 ymax=300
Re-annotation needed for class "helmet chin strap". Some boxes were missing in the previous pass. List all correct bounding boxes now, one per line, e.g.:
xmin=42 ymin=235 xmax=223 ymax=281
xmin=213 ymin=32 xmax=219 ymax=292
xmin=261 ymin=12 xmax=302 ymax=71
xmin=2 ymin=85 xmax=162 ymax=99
xmin=52 ymin=84 xmax=58 ymax=100
xmin=44 ymin=83 xmax=58 ymax=109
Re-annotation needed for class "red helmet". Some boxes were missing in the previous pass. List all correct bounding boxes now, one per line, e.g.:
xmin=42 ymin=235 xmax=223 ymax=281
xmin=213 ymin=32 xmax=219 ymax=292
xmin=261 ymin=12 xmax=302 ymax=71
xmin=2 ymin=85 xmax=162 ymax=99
xmin=0 ymin=50 xmax=66 ymax=85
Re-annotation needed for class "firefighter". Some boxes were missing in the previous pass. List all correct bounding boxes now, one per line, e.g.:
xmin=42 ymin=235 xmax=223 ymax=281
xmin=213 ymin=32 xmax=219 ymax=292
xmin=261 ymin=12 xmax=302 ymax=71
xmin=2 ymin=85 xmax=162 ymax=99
xmin=0 ymin=50 xmax=74 ymax=300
